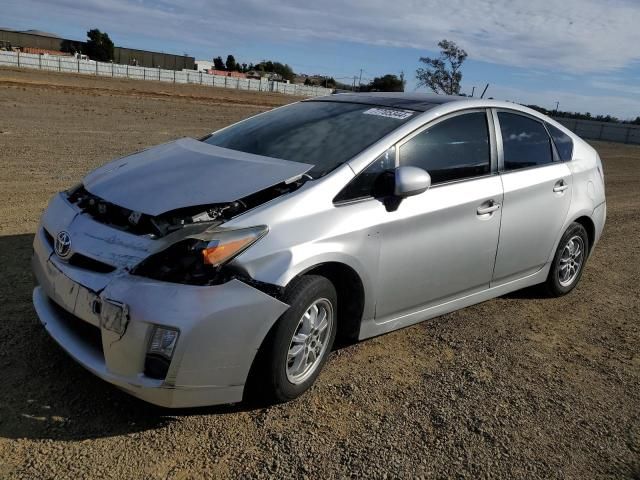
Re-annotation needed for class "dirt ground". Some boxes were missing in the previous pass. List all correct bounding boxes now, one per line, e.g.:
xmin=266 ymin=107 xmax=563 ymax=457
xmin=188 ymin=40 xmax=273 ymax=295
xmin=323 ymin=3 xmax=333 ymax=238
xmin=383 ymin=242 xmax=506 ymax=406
xmin=0 ymin=68 xmax=638 ymax=479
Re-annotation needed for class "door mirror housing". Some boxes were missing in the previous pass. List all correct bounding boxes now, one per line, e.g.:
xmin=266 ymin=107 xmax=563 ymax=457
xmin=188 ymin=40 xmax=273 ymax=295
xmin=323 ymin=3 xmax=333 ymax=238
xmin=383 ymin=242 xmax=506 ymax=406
xmin=394 ymin=166 xmax=431 ymax=198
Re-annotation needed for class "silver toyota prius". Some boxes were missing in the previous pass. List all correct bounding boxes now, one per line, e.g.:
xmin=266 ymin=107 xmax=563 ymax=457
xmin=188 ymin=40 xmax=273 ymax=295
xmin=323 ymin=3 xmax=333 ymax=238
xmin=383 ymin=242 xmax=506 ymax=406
xmin=32 ymin=93 xmax=606 ymax=407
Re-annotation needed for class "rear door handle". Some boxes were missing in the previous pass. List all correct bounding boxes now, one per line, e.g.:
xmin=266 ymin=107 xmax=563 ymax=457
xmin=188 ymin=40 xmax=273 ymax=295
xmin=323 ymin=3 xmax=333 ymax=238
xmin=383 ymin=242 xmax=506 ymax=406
xmin=553 ymin=180 xmax=569 ymax=193
xmin=477 ymin=201 xmax=501 ymax=215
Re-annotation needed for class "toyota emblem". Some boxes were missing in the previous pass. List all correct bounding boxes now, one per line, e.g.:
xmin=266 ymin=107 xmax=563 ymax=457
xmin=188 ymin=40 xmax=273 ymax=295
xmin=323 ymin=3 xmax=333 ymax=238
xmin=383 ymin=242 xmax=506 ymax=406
xmin=54 ymin=230 xmax=72 ymax=258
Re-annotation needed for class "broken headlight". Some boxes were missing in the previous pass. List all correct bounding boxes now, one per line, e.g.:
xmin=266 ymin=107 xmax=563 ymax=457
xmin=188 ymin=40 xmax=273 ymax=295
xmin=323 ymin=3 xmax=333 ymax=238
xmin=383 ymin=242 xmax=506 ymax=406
xmin=131 ymin=225 xmax=268 ymax=285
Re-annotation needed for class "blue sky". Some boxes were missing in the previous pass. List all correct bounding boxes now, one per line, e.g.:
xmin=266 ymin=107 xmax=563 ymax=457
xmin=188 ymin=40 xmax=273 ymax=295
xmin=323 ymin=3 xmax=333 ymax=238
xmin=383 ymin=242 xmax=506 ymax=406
xmin=3 ymin=0 xmax=640 ymax=118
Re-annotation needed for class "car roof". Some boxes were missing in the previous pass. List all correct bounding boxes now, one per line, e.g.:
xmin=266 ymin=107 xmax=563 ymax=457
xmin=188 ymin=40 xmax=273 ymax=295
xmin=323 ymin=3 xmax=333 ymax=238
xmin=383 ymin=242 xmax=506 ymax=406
xmin=306 ymin=92 xmax=465 ymax=112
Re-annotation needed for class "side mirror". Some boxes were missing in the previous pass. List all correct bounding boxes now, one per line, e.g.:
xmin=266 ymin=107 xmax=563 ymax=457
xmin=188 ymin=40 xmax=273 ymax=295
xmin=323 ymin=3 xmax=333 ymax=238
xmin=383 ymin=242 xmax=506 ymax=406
xmin=394 ymin=166 xmax=431 ymax=198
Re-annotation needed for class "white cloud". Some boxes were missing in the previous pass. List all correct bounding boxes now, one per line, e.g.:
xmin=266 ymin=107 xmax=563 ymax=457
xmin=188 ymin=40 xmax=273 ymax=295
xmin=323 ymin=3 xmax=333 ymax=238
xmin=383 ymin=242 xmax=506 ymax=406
xmin=590 ymin=78 xmax=640 ymax=97
xmin=5 ymin=0 xmax=640 ymax=73
xmin=4 ymin=0 xmax=640 ymax=116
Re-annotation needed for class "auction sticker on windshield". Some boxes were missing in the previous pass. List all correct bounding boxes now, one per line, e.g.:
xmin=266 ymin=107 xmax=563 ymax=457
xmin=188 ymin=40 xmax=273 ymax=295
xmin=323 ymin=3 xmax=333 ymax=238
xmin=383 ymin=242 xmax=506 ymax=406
xmin=363 ymin=108 xmax=415 ymax=120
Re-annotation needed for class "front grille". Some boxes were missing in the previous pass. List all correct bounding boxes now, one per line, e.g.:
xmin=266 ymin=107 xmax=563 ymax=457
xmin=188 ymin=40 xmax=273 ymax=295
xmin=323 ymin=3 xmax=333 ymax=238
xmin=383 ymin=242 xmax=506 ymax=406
xmin=43 ymin=228 xmax=54 ymax=248
xmin=68 ymin=253 xmax=116 ymax=273
xmin=48 ymin=298 xmax=104 ymax=356
xmin=43 ymin=227 xmax=116 ymax=273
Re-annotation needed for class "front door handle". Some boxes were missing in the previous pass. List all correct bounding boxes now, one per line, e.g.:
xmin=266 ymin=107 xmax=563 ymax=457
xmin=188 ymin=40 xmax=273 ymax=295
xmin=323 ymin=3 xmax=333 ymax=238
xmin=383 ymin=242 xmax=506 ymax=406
xmin=477 ymin=201 xmax=501 ymax=215
xmin=553 ymin=180 xmax=569 ymax=193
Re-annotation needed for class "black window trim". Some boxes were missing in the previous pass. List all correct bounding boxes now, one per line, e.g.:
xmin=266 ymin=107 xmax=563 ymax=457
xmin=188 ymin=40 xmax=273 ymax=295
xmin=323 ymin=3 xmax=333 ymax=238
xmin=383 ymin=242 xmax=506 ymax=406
xmin=492 ymin=107 xmax=561 ymax=174
xmin=543 ymin=123 xmax=562 ymax=162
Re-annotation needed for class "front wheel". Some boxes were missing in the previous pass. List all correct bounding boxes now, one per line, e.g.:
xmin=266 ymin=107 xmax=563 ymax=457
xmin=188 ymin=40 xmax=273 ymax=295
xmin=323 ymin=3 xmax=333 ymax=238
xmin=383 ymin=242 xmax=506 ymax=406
xmin=544 ymin=222 xmax=589 ymax=296
xmin=256 ymin=275 xmax=337 ymax=403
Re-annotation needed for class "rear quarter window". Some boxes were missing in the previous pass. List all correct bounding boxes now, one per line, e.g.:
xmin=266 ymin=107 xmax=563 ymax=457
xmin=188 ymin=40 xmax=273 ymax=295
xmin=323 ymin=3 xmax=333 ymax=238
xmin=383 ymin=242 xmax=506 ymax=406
xmin=546 ymin=123 xmax=574 ymax=161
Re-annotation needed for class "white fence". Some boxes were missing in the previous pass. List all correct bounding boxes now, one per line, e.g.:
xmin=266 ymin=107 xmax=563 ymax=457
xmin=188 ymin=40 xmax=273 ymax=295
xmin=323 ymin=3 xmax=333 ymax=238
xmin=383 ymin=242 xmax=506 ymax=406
xmin=0 ymin=50 xmax=333 ymax=98
xmin=553 ymin=117 xmax=640 ymax=145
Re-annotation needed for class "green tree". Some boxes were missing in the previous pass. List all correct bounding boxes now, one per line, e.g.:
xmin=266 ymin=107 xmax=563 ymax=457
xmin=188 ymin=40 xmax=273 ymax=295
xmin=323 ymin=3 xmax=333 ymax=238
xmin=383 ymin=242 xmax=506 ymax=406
xmin=253 ymin=60 xmax=295 ymax=81
xmin=85 ymin=29 xmax=114 ymax=62
xmin=213 ymin=56 xmax=225 ymax=70
xmin=365 ymin=74 xmax=405 ymax=92
xmin=304 ymin=76 xmax=336 ymax=88
xmin=527 ymin=104 xmax=638 ymax=124
xmin=595 ymin=114 xmax=620 ymax=123
xmin=416 ymin=39 xmax=467 ymax=95
xmin=225 ymin=54 xmax=237 ymax=71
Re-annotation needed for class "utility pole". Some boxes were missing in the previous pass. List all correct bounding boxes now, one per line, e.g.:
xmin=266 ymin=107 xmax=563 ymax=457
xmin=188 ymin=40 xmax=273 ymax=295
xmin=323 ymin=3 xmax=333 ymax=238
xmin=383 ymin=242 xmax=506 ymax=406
xmin=352 ymin=76 xmax=357 ymax=91
xmin=358 ymin=68 xmax=363 ymax=91
xmin=471 ymin=86 xmax=476 ymax=97
xmin=554 ymin=101 xmax=560 ymax=114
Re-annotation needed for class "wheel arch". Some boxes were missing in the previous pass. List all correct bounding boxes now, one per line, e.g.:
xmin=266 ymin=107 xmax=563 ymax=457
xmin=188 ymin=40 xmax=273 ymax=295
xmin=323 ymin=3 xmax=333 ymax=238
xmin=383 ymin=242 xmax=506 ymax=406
xmin=547 ymin=209 xmax=596 ymax=264
xmin=573 ymin=215 xmax=596 ymax=254
xmin=242 ymin=260 xmax=367 ymax=403
xmin=292 ymin=261 xmax=366 ymax=344
xmin=235 ymin=245 xmax=376 ymax=342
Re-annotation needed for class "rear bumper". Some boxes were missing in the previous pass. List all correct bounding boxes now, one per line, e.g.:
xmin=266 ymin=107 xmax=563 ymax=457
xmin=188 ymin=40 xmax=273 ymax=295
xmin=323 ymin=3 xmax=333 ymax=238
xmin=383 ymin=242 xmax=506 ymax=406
xmin=592 ymin=201 xmax=606 ymax=248
xmin=31 ymin=197 xmax=289 ymax=408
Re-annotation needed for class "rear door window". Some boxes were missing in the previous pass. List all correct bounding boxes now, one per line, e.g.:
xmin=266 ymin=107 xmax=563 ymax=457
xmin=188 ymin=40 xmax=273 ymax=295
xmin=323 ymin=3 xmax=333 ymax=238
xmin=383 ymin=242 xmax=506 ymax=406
xmin=498 ymin=112 xmax=554 ymax=170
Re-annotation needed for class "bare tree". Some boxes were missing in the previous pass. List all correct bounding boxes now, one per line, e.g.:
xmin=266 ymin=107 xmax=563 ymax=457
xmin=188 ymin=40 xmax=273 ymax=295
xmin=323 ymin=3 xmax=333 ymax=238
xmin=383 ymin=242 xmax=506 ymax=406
xmin=416 ymin=40 xmax=467 ymax=95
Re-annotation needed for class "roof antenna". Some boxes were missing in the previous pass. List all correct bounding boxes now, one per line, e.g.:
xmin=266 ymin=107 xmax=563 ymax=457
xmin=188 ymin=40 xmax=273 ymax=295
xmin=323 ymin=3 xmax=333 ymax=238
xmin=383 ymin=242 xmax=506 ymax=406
xmin=480 ymin=84 xmax=490 ymax=99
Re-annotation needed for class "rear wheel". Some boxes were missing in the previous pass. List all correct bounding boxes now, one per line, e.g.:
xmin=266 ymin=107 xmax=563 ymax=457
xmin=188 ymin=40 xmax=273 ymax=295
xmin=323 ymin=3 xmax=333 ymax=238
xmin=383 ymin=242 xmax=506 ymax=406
xmin=544 ymin=222 xmax=589 ymax=296
xmin=255 ymin=275 xmax=337 ymax=403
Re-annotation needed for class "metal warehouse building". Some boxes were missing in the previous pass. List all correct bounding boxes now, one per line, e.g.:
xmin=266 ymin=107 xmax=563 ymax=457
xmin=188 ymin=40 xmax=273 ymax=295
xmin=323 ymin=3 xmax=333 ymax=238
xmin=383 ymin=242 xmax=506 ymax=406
xmin=0 ymin=28 xmax=195 ymax=71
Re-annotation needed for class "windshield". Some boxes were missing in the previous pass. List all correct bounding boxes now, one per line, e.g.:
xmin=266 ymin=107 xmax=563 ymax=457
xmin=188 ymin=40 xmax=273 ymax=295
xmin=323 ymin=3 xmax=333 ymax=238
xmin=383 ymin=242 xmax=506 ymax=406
xmin=202 ymin=100 xmax=416 ymax=178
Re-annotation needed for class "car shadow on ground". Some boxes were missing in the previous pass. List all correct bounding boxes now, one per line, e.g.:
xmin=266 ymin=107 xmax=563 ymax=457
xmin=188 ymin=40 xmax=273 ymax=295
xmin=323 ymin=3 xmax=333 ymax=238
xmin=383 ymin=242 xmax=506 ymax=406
xmin=501 ymin=284 xmax=549 ymax=299
xmin=0 ymin=233 xmax=267 ymax=442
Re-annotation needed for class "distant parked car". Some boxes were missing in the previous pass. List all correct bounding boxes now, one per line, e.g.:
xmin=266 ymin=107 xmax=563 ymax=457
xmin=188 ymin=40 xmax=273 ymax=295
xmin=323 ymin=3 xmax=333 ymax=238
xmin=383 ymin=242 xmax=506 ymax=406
xmin=32 ymin=93 xmax=606 ymax=407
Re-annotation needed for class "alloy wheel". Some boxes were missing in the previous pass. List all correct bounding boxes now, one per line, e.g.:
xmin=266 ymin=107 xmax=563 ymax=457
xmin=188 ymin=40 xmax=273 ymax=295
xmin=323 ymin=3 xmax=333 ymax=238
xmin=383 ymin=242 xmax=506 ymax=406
xmin=286 ymin=298 xmax=333 ymax=384
xmin=558 ymin=235 xmax=585 ymax=287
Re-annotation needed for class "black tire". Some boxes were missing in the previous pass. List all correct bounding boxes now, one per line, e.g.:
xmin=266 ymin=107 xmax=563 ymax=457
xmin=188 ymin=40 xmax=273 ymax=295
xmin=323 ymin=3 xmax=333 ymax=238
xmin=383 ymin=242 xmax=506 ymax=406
xmin=544 ymin=222 xmax=589 ymax=297
xmin=250 ymin=275 xmax=337 ymax=404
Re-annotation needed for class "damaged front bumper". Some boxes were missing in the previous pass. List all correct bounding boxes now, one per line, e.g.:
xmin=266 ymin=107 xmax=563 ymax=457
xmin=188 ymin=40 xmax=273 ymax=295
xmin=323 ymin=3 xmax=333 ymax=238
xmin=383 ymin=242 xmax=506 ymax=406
xmin=32 ymin=194 xmax=289 ymax=408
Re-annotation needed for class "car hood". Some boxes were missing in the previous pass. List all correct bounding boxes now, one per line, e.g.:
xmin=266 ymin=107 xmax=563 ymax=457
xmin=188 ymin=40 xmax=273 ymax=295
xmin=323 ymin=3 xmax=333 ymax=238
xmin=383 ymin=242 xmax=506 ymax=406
xmin=82 ymin=138 xmax=313 ymax=216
